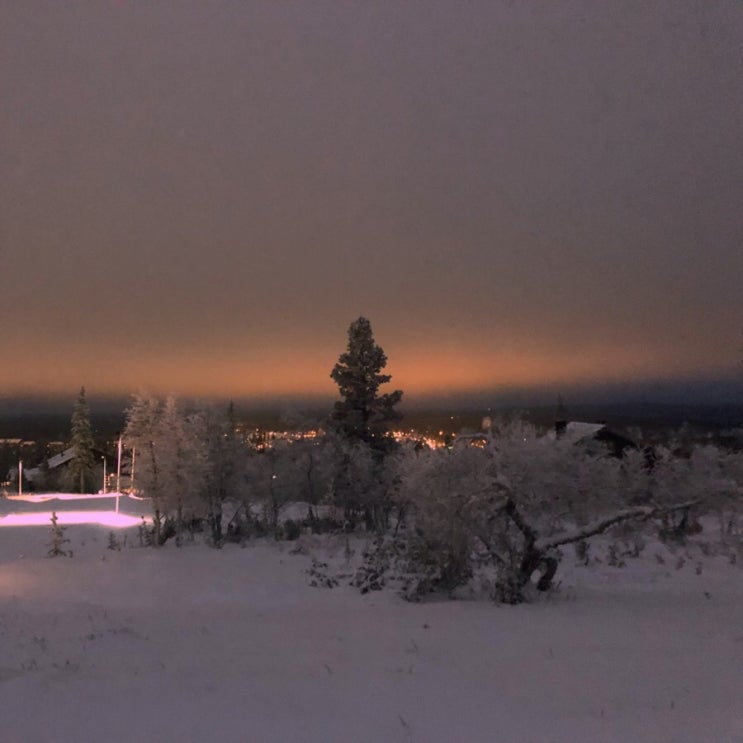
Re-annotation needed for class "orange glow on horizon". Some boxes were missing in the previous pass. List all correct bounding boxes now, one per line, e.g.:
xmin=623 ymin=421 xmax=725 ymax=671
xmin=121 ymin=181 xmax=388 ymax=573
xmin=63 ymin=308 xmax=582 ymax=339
xmin=0 ymin=339 xmax=734 ymax=399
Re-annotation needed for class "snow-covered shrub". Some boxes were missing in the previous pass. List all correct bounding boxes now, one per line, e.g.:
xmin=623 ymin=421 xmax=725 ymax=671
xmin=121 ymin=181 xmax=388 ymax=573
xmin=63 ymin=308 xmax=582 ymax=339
xmin=392 ymin=419 xmax=743 ymax=603
xmin=351 ymin=536 xmax=392 ymax=593
xmin=394 ymin=445 xmax=493 ymax=595
xmin=306 ymin=558 xmax=339 ymax=588
xmin=346 ymin=530 xmax=470 ymax=600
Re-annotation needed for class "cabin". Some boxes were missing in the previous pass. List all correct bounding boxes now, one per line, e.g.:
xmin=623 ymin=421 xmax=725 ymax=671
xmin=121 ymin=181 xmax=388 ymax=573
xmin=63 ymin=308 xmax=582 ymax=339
xmin=9 ymin=446 xmax=114 ymax=491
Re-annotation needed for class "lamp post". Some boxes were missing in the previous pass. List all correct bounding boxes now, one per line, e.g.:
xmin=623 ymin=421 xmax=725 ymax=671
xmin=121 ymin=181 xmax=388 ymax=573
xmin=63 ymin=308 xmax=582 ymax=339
xmin=102 ymin=456 xmax=107 ymax=495
xmin=116 ymin=435 xmax=122 ymax=513
xmin=18 ymin=460 xmax=22 ymax=496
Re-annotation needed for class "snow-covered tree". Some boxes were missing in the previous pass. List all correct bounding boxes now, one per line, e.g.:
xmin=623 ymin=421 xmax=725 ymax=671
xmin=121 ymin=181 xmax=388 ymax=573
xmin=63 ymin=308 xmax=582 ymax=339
xmin=124 ymin=393 xmax=165 ymax=542
xmin=124 ymin=393 xmax=215 ymax=546
xmin=287 ymin=437 xmax=336 ymax=520
xmin=201 ymin=402 xmax=247 ymax=546
xmin=244 ymin=440 xmax=310 ymax=537
xmin=326 ymin=435 xmax=398 ymax=531
xmin=647 ymin=443 xmax=742 ymax=539
xmin=394 ymin=419 xmax=743 ymax=603
xmin=68 ymin=386 xmax=95 ymax=493
xmin=157 ymin=396 xmax=208 ymax=546
xmin=330 ymin=317 xmax=402 ymax=455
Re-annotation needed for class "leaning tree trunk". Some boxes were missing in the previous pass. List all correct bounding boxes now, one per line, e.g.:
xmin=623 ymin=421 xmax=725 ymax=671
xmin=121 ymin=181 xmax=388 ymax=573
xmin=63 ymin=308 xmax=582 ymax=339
xmin=494 ymin=497 xmax=701 ymax=602
xmin=210 ymin=499 xmax=223 ymax=546
xmin=503 ymin=499 xmax=558 ymax=598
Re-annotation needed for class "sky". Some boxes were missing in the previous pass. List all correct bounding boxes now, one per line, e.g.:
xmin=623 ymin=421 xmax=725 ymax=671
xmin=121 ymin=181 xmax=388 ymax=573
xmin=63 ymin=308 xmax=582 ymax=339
xmin=2 ymin=1 xmax=742 ymax=405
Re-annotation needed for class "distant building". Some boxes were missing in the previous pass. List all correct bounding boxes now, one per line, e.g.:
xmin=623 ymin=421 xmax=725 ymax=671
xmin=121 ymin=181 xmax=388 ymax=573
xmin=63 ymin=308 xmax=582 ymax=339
xmin=8 ymin=446 xmax=114 ymax=490
xmin=551 ymin=420 xmax=637 ymax=457
xmin=20 ymin=446 xmax=76 ymax=486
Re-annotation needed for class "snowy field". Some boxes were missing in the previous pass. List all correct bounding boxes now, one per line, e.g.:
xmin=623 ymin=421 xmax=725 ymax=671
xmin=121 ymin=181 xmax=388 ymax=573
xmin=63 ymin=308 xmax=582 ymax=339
xmin=1 ymin=512 xmax=741 ymax=742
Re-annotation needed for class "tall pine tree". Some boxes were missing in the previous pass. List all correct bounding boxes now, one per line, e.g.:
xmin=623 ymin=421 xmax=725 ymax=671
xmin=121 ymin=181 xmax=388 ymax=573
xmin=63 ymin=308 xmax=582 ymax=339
xmin=69 ymin=386 xmax=95 ymax=493
xmin=330 ymin=317 xmax=402 ymax=453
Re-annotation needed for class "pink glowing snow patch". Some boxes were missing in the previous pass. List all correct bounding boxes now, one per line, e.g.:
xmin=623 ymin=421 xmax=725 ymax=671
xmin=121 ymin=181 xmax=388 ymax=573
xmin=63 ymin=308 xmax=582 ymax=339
xmin=0 ymin=511 xmax=143 ymax=528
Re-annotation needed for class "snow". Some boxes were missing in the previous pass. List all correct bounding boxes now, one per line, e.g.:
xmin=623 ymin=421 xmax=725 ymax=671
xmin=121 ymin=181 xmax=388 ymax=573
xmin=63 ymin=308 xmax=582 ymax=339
xmin=1 ymin=494 xmax=149 ymax=528
xmin=1 ymin=512 xmax=741 ymax=742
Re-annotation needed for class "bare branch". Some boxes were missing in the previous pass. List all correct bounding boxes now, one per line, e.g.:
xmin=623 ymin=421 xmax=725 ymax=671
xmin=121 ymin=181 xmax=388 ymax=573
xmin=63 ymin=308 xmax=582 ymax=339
xmin=536 ymin=499 xmax=701 ymax=552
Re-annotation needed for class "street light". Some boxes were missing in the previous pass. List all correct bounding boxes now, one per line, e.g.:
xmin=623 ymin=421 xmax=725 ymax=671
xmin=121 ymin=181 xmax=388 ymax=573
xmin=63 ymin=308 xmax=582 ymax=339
xmin=102 ymin=456 xmax=107 ymax=495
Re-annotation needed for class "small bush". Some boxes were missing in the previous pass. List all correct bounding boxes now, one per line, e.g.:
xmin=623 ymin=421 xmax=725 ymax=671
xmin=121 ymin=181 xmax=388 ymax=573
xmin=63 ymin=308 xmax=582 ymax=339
xmin=47 ymin=512 xmax=71 ymax=557
xmin=282 ymin=519 xmax=302 ymax=541
xmin=306 ymin=558 xmax=339 ymax=588
xmin=305 ymin=516 xmax=345 ymax=535
xmin=107 ymin=531 xmax=121 ymax=551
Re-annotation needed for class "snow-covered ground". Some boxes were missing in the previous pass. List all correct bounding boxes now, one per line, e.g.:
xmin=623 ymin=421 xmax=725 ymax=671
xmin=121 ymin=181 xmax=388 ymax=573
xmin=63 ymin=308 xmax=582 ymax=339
xmin=0 ymin=513 xmax=741 ymax=742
